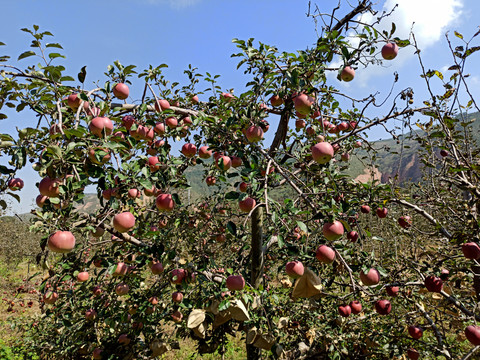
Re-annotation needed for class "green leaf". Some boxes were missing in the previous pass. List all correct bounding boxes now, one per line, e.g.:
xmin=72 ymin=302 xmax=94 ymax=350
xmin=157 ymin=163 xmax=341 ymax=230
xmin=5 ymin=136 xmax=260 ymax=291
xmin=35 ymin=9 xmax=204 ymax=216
xmin=0 ymin=42 xmax=5 ymax=46
xmin=227 ymin=221 xmax=237 ymax=236
xmin=225 ymin=191 xmax=240 ymax=200
xmin=218 ymin=299 xmax=231 ymax=312
xmin=46 ymin=43 xmax=63 ymax=49
xmin=18 ymin=51 xmax=36 ymax=60
xmin=77 ymin=65 xmax=87 ymax=84
xmin=296 ymin=221 xmax=307 ymax=233
xmin=60 ymin=76 xmax=74 ymax=82
xmin=0 ymin=200 xmax=7 ymax=210
xmin=48 ymin=53 xmax=65 ymax=60
xmin=454 ymin=31 xmax=463 ymax=39
xmin=7 ymin=192 xmax=20 ymax=203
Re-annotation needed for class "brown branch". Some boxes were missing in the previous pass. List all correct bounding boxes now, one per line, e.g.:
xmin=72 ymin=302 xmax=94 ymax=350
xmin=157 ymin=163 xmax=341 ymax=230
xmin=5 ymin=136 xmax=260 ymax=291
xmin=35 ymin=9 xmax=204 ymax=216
xmin=330 ymin=0 xmax=370 ymax=32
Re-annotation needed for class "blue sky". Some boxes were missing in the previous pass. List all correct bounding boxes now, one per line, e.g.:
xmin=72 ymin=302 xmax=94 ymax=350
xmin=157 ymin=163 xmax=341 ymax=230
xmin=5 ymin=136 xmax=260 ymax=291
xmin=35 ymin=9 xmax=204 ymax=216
xmin=1 ymin=0 xmax=479 ymax=214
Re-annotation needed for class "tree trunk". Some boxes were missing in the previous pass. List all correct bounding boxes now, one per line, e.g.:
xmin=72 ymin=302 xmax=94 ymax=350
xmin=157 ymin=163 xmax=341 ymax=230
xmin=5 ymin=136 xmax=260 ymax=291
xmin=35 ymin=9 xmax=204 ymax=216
xmin=247 ymin=206 xmax=264 ymax=359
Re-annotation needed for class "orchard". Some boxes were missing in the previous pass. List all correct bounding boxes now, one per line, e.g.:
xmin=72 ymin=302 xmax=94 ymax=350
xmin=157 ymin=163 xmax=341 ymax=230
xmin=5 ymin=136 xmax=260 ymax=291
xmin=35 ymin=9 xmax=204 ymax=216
xmin=1 ymin=1 xmax=480 ymax=359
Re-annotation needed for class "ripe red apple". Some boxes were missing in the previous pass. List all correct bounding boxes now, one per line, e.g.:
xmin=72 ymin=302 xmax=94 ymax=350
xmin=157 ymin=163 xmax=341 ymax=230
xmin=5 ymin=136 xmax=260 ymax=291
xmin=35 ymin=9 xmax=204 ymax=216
xmin=190 ymin=95 xmax=199 ymax=103
xmin=36 ymin=195 xmax=48 ymax=208
xmin=171 ymin=268 xmax=186 ymax=284
xmin=381 ymin=42 xmax=399 ymax=60
xmin=360 ymin=268 xmax=380 ymax=286
xmin=216 ymin=156 xmax=232 ymax=171
xmin=347 ymin=231 xmax=359 ymax=242
xmin=315 ymin=245 xmax=336 ymax=264
xmin=91 ymin=226 xmax=104 ymax=238
xmin=165 ymin=116 xmax=178 ymax=129
xmin=294 ymin=93 xmax=315 ymax=115
xmin=144 ymin=185 xmax=156 ymax=197
xmin=156 ymin=194 xmax=175 ymax=212
xmin=221 ymin=92 xmax=234 ymax=102
xmin=88 ymin=147 xmax=111 ymax=165
xmin=295 ymin=119 xmax=306 ymax=130
xmin=8 ymin=178 xmax=24 ymax=191
xmin=118 ymin=334 xmax=130 ymax=345
xmin=172 ymin=310 xmax=183 ymax=323
xmin=462 ymin=242 xmax=480 ymax=260
xmin=206 ymin=176 xmax=216 ymax=186
xmin=285 ymin=261 xmax=304 ymax=279
xmin=67 ymin=93 xmax=81 ymax=110
xmin=113 ymin=262 xmax=128 ymax=276
xmin=270 ymin=94 xmax=284 ymax=107
xmin=312 ymin=142 xmax=334 ymax=164
xmin=231 ymin=156 xmax=243 ymax=168
xmin=115 ymin=282 xmax=129 ymax=296
xmin=155 ymin=99 xmax=170 ymax=112
xmin=77 ymin=271 xmax=89 ymax=282
xmin=48 ymin=231 xmax=76 ymax=253
xmin=408 ymin=325 xmax=423 ymax=340
xmin=198 ymin=146 xmax=212 ymax=159
xmin=245 ymin=125 xmax=264 ymax=143
xmin=181 ymin=143 xmax=197 ymax=158
xmin=374 ymin=299 xmax=391 ymax=315
xmin=85 ymin=308 xmax=97 ymax=321
xmin=398 ymin=216 xmax=412 ymax=229
xmin=151 ymin=262 xmax=164 ymax=275
xmin=322 ymin=221 xmax=344 ymax=241
xmin=147 ymin=156 xmax=161 ymax=172
xmin=172 ymin=291 xmax=184 ymax=303
xmin=239 ymin=197 xmax=256 ymax=213
xmin=341 ymin=66 xmax=355 ymax=82
xmin=239 ymin=182 xmax=249 ymax=192
xmin=113 ymin=212 xmax=136 ymax=233
xmin=43 ymin=290 xmax=59 ymax=304
xmin=89 ymin=117 xmax=113 ymax=137
xmin=39 ymin=177 xmax=61 ymax=198
xmin=92 ymin=286 xmax=102 ymax=296
xmin=128 ymin=188 xmax=140 ymax=199
xmin=122 ymin=115 xmax=135 ymax=130
xmin=407 ymin=348 xmax=420 ymax=360
xmin=360 ymin=205 xmax=370 ymax=214
xmin=338 ymin=304 xmax=351 ymax=317
xmin=376 ymin=207 xmax=388 ymax=218
xmin=440 ymin=149 xmax=449 ymax=157
xmin=424 ymin=275 xmax=443 ymax=293
xmin=440 ymin=268 xmax=450 ymax=280
xmin=465 ymin=325 xmax=480 ymax=346
xmin=226 ymin=275 xmax=245 ymax=291
xmin=341 ymin=153 xmax=350 ymax=162
xmin=386 ymin=286 xmax=399 ymax=297
xmin=349 ymin=300 xmax=362 ymax=314
xmin=113 ymin=83 xmax=129 ymax=100
xmin=92 ymin=348 xmax=103 ymax=360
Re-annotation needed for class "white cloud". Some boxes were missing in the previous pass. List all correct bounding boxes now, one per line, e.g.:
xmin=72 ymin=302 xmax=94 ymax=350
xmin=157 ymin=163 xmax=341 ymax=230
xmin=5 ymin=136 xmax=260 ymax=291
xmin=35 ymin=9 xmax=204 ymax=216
xmin=146 ymin=0 xmax=201 ymax=9
xmin=335 ymin=0 xmax=464 ymax=87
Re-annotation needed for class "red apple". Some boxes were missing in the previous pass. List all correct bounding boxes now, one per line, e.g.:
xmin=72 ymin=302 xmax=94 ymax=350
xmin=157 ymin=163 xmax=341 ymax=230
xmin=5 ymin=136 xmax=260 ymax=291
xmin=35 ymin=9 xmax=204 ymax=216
xmin=360 ymin=268 xmax=380 ymax=286
xmin=215 ymin=155 xmax=232 ymax=171
xmin=341 ymin=66 xmax=355 ymax=82
xmin=239 ymin=197 xmax=256 ymax=213
xmin=465 ymin=325 xmax=480 ymax=346
xmin=322 ymin=221 xmax=344 ymax=241
xmin=338 ymin=304 xmax=351 ymax=317
xmin=67 ymin=93 xmax=81 ymax=110
xmin=462 ymin=242 xmax=480 ymax=260
xmin=115 ymin=282 xmax=129 ymax=296
xmin=171 ymin=268 xmax=186 ymax=284
xmin=191 ymin=95 xmax=199 ymax=103
xmin=43 ymin=290 xmax=59 ymax=304
xmin=172 ymin=310 xmax=183 ymax=323
xmin=155 ymin=99 xmax=170 ymax=112
xmin=239 ymin=182 xmax=248 ymax=192
xmin=88 ymin=148 xmax=111 ymax=165
xmin=312 ymin=142 xmax=334 ymax=164
xmin=144 ymin=185 xmax=157 ymax=197
xmin=245 ymin=125 xmax=264 ymax=143
xmin=376 ymin=207 xmax=388 ymax=218
xmin=77 ymin=271 xmax=89 ymax=282
xmin=349 ymin=300 xmax=362 ymax=314
xmin=36 ymin=195 xmax=48 ymax=208
xmin=374 ymin=299 xmax=391 ymax=315
xmin=92 ymin=348 xmax=103 ymax=360
xmin=118 ymin=334 xmax=130 ymax=345
xmin=206 ymin=176 xmax=216 ymax=186
xmin=198 ymin=146 xmax=212 ymax=159
xmin=294 ymin=93 xmax=315 ymax=115
xmin=148 ymin=156 xmax=161 ymax=172
xmin=48 ymin=231 xmax=75 ymax=253
xmin=407 ymin=348 xmax=419 ymax=360
xmin=91 ymin=226 xmax=104 ymax=238
xmin=8 ymin=178 xmax=24 ymax=191
xmin=398 ymin=216 xmax=412 ymax=229
xmin=270 ymin=95 xmax=284 ymax=107
xmin=381 ymin=42 xmax=399 ymax=60
xmin=172 ymin=291 xmax=184 ymax=303
xmin=85 ymin=308 xmax=97 ymax=321
xmin=156 ymin=194 xmax=175 ymax=212
xmin=89 ymin=117 xmax=113 ymax=137
xmin=408 ymin=325 xmax=423 ymax=340
xmin=113 ymin=212 xmax=136 ymax=233
xmin=316 ymin=245 xmax=336 ymax=264
xmin=285 ymin=261 xmax=304 ymax=279
xmin=151 ymin=262 xmax=164 ymax=275
xmin=360 ymin=205 xmax=370 ymax=214
xmin=113 ymin=262 xmax=128 ymax=276
xmin=337 ymin=122 xmax=349 ymax=132
xmin=122 ymin=115 xmax=135 ymax=130
xmin=39 ymin=177 xmax=61 ymax=198
xmin=295 ymin=119 xmax=306 ymax=130
xmin=113 ymin=83 xmax=129 ymax=100
xmin=128 ymin=188 xmax=140 ymax=199
xmin=341 ymin=153 xmax=350 ymax=162
xmin=181 ymin=143 xmax=197 ymax=158
xmin=424 ymin=275 xmax=443 ymax=293
xmin=226 ymin=275 xmax=245 ymax=291
xmin=347 ymin=231 xmax=359 ymax=242
xmin=231 ymin=156 xmax=243 ymax=168
xmin=386 ymin=286 xmax=399 ymax=297
xmin=221 ymin=92 xmax=234 ymax=102
xmin=440 ymin=149 xmax=449 ymax=157
xmin=165 ymin=116 xmax=178 ymax=129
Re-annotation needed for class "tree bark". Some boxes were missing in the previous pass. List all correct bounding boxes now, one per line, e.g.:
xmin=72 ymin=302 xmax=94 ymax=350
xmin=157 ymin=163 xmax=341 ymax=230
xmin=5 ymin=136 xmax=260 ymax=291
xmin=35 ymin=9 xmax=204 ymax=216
xmin=247 ymin=206 xmax=264 ymax=360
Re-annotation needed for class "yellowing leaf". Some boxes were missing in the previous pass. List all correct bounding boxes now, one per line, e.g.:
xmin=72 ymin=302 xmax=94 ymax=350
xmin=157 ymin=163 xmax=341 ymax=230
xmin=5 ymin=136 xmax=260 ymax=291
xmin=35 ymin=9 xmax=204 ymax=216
xmin=292 ymin=267 xmax=323 ymax=299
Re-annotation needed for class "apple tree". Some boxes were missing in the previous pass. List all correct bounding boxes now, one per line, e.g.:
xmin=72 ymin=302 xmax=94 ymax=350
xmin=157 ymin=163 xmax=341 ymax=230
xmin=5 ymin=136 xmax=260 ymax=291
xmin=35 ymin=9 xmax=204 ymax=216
xmin=1 ymin=1 xmax=480 ymax=359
